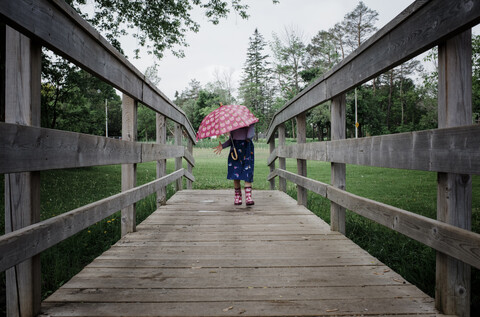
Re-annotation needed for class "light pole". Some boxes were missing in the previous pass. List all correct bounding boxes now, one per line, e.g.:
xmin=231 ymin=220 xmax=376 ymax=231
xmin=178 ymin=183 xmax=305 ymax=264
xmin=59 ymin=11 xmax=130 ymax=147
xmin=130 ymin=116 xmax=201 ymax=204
xmin=105 ymin=98 xmax=108 ymax=138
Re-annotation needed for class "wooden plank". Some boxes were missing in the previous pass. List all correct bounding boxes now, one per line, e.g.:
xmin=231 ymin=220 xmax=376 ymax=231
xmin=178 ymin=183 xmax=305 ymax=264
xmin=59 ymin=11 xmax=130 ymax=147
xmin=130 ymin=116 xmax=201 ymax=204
xmin=156 ymin=113 xmax=167 ymax=206
xmin=330 ymin=94 xmax=346 ymax=234
xmin=278 ymin=123 xmax=287 ymax=192
xmin=275 ymin=125 xmax=480 ymax=175
xmin=274 ymin=169 xmax=327 ymax=197
xmin=436 ymin=30 xmax=472 ymax=317
xmin=175 ymin=123 xmax=183 ymax=191
xmin=45 ymin=284 xmax=427 ymax=303
xmin=327 ymin=186 xmax=480 ymax=270
xmin=269 ymin=140 xmax=275 ymax=190
xmin=266 ymin=0 xmax=480 ymax=140
xmin=0 ymin=0 xmax=197 ymax=141
xmin=296 ymin=113 xmax=307 ymax=206
xmin=121 ymin=94 xmax=137 ymax=236
xmin=41 ymin=299 xmax=436 ymax=317
xmin=0 ymin=170 xmax=184 ymax=272
xmin=4 ymin=26 xmax=41 ymax=317
xmin=40 ymin=190 xmax=438 ymax=316
xmin=187 ymin=138 xmax=194 ymax=189
xmin=183 ymin=168 xmax=195 ymax=183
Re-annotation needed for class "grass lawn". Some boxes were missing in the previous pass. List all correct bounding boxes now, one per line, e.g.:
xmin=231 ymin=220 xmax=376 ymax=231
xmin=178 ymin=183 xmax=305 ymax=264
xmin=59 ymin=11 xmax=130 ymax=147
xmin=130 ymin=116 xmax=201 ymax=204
xmin=1 ymin=145 xmax=479 ymax=314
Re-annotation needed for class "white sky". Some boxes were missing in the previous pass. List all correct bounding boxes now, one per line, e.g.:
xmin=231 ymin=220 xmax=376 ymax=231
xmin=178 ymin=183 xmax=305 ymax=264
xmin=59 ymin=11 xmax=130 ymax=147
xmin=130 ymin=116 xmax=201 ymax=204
xmin=121 ymin=0 xmax=415 ymax=100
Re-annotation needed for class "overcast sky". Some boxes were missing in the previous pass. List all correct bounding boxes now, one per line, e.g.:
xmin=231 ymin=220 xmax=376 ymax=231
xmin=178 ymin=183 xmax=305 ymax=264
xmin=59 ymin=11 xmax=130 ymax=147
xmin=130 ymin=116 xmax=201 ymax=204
xmin=122 ymin=0 xmax=417 ymax=100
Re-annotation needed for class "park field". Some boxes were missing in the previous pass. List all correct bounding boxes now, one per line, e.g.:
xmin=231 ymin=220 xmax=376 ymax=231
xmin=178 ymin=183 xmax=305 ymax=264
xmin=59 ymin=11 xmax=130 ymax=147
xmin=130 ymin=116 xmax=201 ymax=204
xmin=1 ymin=145 xmax=479 ymax=313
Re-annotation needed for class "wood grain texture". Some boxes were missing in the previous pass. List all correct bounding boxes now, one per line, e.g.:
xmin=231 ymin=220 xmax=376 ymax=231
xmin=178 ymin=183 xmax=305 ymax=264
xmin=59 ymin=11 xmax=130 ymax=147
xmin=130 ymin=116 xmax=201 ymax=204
xmin=4 ymin=27 xmax=41 ymax=317
xmin=0 ymin=170 xmax=185 ymax=273
xmin=156 ymin=114 xmax=167 ymax=206
xmin=175 ymin=123 xmax=183 ymax=191
xmin=0 ymin=0 xmax=196 ymax=141
xmin=268 ymin=168 xmax=480 ymax=270
xmin=41 ymin=190 xmax=438 ymax=317
xmin=436 ymin=30 xmax=472 ymax=317
xmin=296 ymin=113 xmax=307 ymax=206
xmin=266 ymin=0 xmax=480 ymax=140
xmin=277 ymin=124 xmax=287 ymax=192
xmin=274 ymin=124 xmax=480 ymax=175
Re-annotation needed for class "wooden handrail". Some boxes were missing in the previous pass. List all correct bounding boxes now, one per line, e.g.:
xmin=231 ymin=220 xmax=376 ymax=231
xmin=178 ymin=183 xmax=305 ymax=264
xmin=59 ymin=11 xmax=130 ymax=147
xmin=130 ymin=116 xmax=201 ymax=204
xmin=0 ymin=169 xmax=188 ymax=272
xmin=0 ymin=0 xmax=196 ymax=142
xmin=266 ymin=0 xmax=480 ymax=141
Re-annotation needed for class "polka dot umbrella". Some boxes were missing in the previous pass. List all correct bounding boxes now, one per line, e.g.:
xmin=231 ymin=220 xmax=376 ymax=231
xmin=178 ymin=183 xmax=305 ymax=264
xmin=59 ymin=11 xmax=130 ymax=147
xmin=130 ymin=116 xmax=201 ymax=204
xmin=196 ymin=104 xmax=259 ymax=141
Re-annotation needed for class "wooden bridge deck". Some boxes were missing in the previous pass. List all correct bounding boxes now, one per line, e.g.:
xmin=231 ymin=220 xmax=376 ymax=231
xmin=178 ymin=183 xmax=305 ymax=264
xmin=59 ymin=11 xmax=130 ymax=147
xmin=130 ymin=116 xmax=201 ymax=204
xmin=41 ymin=190 xmax=439 ymax=316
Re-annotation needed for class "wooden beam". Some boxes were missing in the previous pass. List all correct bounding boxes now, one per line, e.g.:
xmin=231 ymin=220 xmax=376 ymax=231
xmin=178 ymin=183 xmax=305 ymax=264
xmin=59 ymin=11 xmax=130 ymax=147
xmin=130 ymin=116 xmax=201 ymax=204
xmin=267 ymin=148 xmax=277 ymax=167
xmin=0 ymin=0 xmax=196 ymax=141
xmin=296 ymin=113 xmax=307 ymax=206
xmin=186 ymin=138 xmax=194 ymax=189
xmin=121 ymin=94 xmax=137 ymax=236
xmin=183 ymin=168 xmax=195 ymax=183
xmin=436 ymin=30 xmax=472 ymax=317
xmin=0 ymin=170 xmax=185 ymax=273
xmin=175 ymin=124 xmax=183 ymax=191
xmin=4 ymin=26 xmax=41 ymax=316
xmin=274 ymin=124 xmax=480 ymax=175
xmin=266 ymin=0 xmax=480 ymax=140
xmin=267 ymin=168 xmax=480 ymax=271
xmin=278 ymin=124 xmax=287 ymax=193
xmin=269 ymin=140 xmax=276 ymax=190
xmin=330 ymin=94 xmax=346 ymax=234
xmin=156 ymin=114 xmax=167 ymax=207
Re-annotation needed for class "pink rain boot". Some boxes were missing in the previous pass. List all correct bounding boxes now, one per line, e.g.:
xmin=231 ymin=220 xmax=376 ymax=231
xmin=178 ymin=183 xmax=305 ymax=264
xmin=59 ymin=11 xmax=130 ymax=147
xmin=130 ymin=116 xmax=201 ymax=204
xmin=245 ymin=187 xmax=254 ymax=205
xmin=234 ymin=188 xmax=242 ymax=205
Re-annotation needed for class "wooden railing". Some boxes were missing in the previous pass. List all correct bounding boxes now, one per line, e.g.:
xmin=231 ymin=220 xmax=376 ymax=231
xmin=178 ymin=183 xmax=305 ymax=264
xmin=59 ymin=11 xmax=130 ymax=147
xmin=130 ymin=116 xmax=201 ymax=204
xmin=266 ymin=1 xmax=480 ymax=317
xmin=0 ymin=0 xmax=195 ymax=315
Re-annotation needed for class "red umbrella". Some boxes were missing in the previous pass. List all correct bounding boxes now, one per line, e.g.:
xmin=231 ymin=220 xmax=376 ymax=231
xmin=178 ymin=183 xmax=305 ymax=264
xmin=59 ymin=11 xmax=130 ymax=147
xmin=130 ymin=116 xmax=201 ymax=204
xmin=196 ymin=104 xmax=258 ymax=141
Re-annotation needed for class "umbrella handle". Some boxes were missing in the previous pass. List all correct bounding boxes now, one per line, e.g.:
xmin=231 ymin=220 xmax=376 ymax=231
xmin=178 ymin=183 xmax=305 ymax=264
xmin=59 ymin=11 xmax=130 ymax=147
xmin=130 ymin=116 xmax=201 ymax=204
xmin=231 ymin=147 xmax=238 ymax=160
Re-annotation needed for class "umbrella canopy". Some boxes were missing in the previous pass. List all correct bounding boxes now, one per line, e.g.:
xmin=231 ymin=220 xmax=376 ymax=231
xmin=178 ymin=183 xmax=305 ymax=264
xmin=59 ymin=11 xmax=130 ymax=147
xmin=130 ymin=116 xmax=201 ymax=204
xmin=196 ymin=104 xmax=258 ymax=140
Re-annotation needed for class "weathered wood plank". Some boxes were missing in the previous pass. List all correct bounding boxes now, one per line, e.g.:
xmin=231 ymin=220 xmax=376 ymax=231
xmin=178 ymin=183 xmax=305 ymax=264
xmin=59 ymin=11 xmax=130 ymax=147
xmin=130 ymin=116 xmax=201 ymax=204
xmin=0 ymin=0 xmax=196 ymax=141
xmin=275 ymin=124 xmax=480 ymax=175
xmin=4 ymin=26 xmax=41 ymax=317
xmin=45 ymin=284 xmax=427 ymax=303
xmin=296 ymin=113 xmax=307 ymax=206
xmin=121 ymin=94 xmax=137 ymax=236
xmin=41 ymin=298 xmax=436 ymax=317
xmin=436 ymin=30 xmax=472 ymax=317
xmin=175 ymin=123 xmax=183 ymax=191
xmin=156 ymin=114 xmax=167 ymax=206
xmin=266 ymin=0 xmax=480 ymax=140
xmin=0 ymin=170 xmax=184 ymax=272
xmin=269 ymin=140 xmax=276 ymax=189
xmin=41 ymin=190 xmax=438 ymax=317
xmin=278 ymin=123 xmax=287 ymax=192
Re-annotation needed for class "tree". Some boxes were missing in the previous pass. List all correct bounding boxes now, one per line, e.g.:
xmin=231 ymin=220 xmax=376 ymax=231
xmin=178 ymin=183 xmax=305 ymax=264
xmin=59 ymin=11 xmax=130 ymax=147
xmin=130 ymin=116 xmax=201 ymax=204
xmin=343 ymin=1 xmax=379 ymax=50
xmin=271 ymin=27 xmax=307 ymax=100
xmin=302 ymin=30 xmax=340 ymax=84
xmin=238 ymin=29 xmax=273 ymax=134
xmin=68 ymin=0 xmax=278 ymax=60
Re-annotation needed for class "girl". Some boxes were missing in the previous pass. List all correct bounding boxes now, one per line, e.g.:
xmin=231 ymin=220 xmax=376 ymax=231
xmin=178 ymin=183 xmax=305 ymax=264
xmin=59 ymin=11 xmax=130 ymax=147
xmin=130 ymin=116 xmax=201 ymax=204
xmin=213 ymin=124 xmax=255 ymax=205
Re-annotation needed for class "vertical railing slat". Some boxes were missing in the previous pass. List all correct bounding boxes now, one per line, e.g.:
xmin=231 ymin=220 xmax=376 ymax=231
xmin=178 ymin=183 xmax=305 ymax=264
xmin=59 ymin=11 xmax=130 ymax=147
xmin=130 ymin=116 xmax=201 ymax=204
xmin=436 ymin=30 xmax=472 ymax=317
xmin=269 ymin=138 xmax=276 ymax=190
xmin=156 ymin=113 xmax=167 ymax=206
xmin=296 ymin=113 xmax=307 ymax=206
xmin=278 ymin=123 xmax=287 ymax=193
xmin=121 ymin=94 xmax=137 ymax=236
xmin=175 ymin=123 xmax=183 ymax=191
xmin=4 ymin=25 xmax=41 ymax=317
xmin=330 ymin=94 xmax=346 ymax=234
xmin=187 ymin=138 xmax=194 ymax=189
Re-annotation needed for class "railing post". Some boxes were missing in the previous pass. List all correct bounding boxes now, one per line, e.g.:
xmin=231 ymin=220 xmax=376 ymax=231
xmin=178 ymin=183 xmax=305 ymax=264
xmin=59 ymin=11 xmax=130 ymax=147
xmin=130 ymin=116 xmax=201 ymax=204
xmin=436 ymin=30 xmax=472 ymax=317
xmin=156 ymin=113 xmax=167 ymax=206
xmin=330 ymin=94 xmax=346 ymax=234
xmin=296 ymin=113 xmax=307 ymax=206
xmin=3 ymin=26 xmax=42 ymax=317
xmin=121 ymin=94 xmax=137 ymax=236
xmin=175 ymin=123 xmax=183 ymax=191
xmin=269 ymin=136 xmax=276 ymax=190
xmin=187 ymin=138 xmax=194 ymax=190
xmin=278 ymin=123 xmax=287 ymax=193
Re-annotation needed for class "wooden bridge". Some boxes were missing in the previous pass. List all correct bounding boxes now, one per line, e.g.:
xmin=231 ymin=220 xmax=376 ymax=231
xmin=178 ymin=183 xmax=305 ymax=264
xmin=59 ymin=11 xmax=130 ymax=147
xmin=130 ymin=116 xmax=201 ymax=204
xmin=1 ymin=0 xmax=480 ymax=316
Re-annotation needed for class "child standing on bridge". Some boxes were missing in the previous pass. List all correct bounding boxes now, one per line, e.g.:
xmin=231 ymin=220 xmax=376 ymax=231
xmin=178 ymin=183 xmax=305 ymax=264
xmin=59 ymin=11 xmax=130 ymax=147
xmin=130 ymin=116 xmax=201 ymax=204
xmin=213 ymin=124 xmax=255 ymax=206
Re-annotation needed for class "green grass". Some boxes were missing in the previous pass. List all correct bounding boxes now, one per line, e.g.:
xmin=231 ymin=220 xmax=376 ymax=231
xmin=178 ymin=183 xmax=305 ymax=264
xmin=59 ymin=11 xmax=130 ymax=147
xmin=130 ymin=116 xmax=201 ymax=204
xmin=1 ymin=146 xmax=479 ymax=314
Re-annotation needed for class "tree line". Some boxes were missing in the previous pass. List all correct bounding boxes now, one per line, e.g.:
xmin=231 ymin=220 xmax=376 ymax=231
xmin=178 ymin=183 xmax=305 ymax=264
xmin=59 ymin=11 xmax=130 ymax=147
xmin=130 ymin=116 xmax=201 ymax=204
xmin=39 ymin=1 xmax=480 ymax=141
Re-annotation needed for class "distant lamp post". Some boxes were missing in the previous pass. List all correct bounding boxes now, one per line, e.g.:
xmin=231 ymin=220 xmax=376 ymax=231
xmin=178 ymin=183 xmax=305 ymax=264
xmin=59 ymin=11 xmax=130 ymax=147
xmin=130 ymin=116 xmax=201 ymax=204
xmin=105 ymin=98 xmax=108 ymax=138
